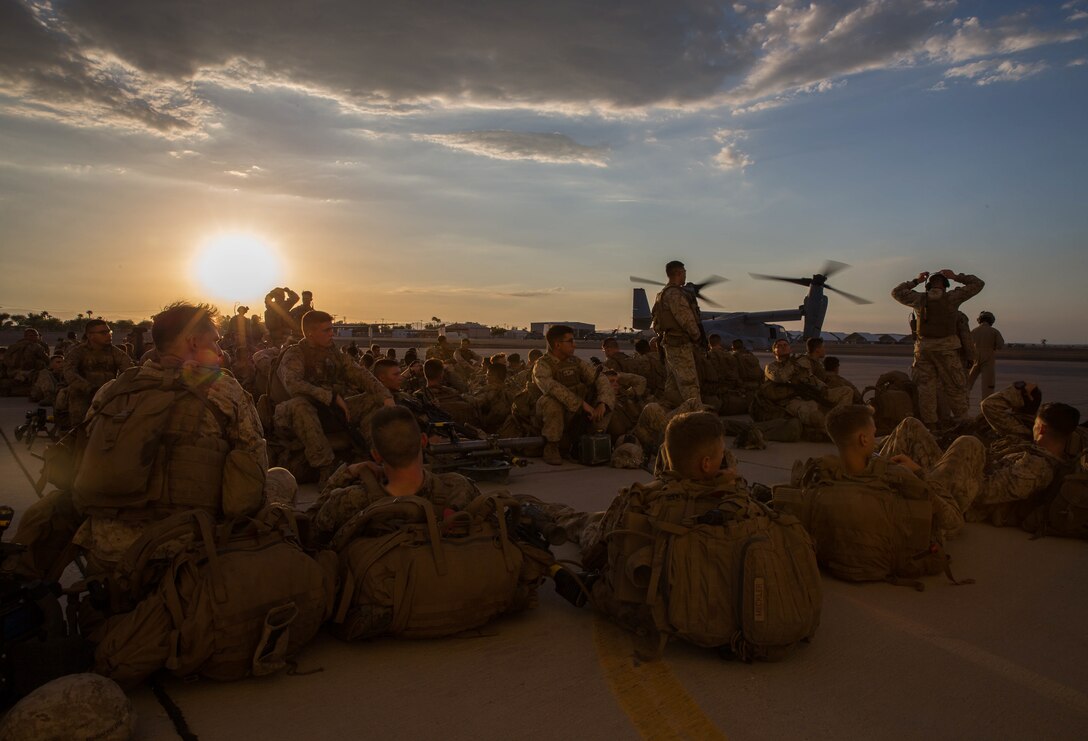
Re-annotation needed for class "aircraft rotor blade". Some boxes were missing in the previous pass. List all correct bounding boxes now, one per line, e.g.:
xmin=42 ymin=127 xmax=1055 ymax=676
xmin=819 ymin=260 xmax=850 ymax=279
xmin=749 ymin=273 xmax=812 ymax=287
xmin=695 ymin=274 xmax=730 ymax=289
xmin=629 ymin=276 xmax=666 ymax=287
xmin=698 ymin=296 xmax=723 ymax=309
xmin=825 ymin=284 xmax=873 ymax=305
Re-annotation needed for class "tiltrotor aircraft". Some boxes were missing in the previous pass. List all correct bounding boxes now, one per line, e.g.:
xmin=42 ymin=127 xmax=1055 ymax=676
xmin=630 ymin=260 xmax=871 ymax=350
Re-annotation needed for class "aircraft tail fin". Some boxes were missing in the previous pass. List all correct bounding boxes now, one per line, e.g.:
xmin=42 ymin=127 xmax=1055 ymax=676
xmin=632 ymin=288 xmax=652 ymax=330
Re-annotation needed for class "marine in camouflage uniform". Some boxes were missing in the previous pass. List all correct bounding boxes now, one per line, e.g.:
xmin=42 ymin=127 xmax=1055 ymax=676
xmin=731 ymin=340 xmax=764 ymax=391
xmin=272 ymin=311 xmax=392 ymax=473
xmin=968 ymin=402 xmax=1081 ymax=527
xmin=892 ymin=269 xmax=984 ymax=426
xmin=63 ymin=324 xmax=133 ymax=424
xmin=980 ymin=383 xmax=1039 ymax=440
xmin=876 ymin=417 xmax=986 ymax=538
xmin=604 ymin=370 xmax=649 ymax=441
xmin=967 ymin=312 xmax=1005 ymax=398
xmin=762 ymin=340 xmax=852 ymax=429
xmin=533 ymin=326 xmax=615 ymax=464
xmin=706 ymin=335 xmax=748 ymax=414
xmin=3 ymin=329 xmax=50 ymax=389
xmin=651 ymin=261 xmax=704 ymax=404
xmin=306 ymin=462 xmax=480 ymax=547
xmin=29 ymin=355 xmax=66 ymax=407
xmin=8 ymin=305 xmax=281 ymax=581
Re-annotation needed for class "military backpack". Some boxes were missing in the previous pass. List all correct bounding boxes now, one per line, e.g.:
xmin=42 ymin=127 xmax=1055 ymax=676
xmin=597 ymin=477 xmax=821 ymax=661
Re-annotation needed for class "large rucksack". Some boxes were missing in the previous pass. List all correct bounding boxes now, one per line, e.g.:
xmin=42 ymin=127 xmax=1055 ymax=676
xmin=44 ymin=367 xmax=264 ymax=519
xmin=92 ymin=508 xmax=336 ymax=688
xmin=330 ymin=493 xmax=537 ymax=640
xmin=775 ymin=456 xmax=963 ymax=589
xmin=1021 ymin=456 xmax=1088 ymax=539
xmin=863 ymin=371 xmax=918 ymax=435
xmin=597 ymin=478 xmax=821 ymax=661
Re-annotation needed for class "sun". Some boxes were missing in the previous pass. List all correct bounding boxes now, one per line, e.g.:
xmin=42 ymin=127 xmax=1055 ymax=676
xmin=192 ymin=233 xmax=285 ymax=303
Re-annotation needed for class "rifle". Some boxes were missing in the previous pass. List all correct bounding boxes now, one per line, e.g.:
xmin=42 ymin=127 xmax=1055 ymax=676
xmin=308 ymin=395 xmax=369 ymax=457
xmin=426 ymin=435 xmax=544 ymax=480
xmin=397 ymin=394 xmax=480 ymax=443
xmin=566 ymin=365 xmax=604 ymax=458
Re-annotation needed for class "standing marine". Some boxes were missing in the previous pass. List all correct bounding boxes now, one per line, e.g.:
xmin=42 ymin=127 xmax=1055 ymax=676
xmin=892 ymin=269 xmax=984 ymax=429
xmin=651 ymin=260 xmax=704 ymax=404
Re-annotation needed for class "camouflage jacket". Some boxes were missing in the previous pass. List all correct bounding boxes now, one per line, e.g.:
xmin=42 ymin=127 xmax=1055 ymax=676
xmin=307 ymin=465 xmax=480 ymax=545
xmin=64 ymin=342 xmax=133 ymax=394
xmin=533 ymin=353 xmax=616 ymax=413
xmin=278 ymin=339 xmax=390 ymax=407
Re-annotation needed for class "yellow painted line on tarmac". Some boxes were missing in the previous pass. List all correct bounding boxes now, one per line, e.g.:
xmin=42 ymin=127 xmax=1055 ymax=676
xmin=843 ymin=594 xmax=1088 ymax=717
xmin=593 ymin=616 xmax=728 ymax=740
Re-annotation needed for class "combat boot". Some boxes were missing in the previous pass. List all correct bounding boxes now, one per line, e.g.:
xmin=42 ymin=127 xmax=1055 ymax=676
xmin=542 ymin=442 xmax=562 ymax=466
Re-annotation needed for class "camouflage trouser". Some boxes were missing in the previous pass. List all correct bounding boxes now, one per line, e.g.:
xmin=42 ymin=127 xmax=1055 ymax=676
xmin=533 ymin=501 xmax=605 ymax=562
xmin=878 ymin=417 xmax=986 ymax=538
xmin=663 ymin=343 xmax=701 ymax=404
xmin=536 ymin=395 xmax=610 ymax=443
xmin=784 ymin=399 xmax=824 ymax=428
xmin=913 ymin=338 xmax=968 ymax=424
xmin=967 ymin=358 xmax=997 ymax=398
xmin=274 ymin=395 xmax=383 ymax=467
xmin=68 ymin=389 xmax=92 ymax=426
xmin=632 ymin=398 xmax=703 ymax=451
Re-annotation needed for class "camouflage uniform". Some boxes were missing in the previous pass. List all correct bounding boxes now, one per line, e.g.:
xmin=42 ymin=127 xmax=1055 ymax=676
xmin=967 ymin=323 xmax=1005 ymax=398
xmin=706 ymin=345 xmax=748 ymax=414
xmin=469 ymin=381 xmax=516 ymax=433
xmin=825 ymin=372 xmax=864 ymax=404
xmin=732 ymin=347 xmax=764 ymax=391
xmin=892 ymin=273 xmax=984 ymax=424
xmin=763 ymin=356 xmax=853 ymax=429
xmin=604 ymin=350 xmax=641 ymax=375
xmin=606 ymin=372 xmax=649 ymax=440
xmin=264 ymin=287 xmax=299 ymax=346
xmin=980 ymin=385 xmax=1035 ymax=440
xmin=427 ymin=340 xmax=455 ymax=362
xmin=533 ymin=353 xmax=616 ymax=444
xmin=29 ymin=367 xmax=65 ymax=407
xmin=3 ymin=337 xmax=49 ymax=384
xmin=968 ymin=440 xmax=1067 ymax=527
xmin=273 ymin=339 xmax=391 ymax=468
xmin=877 ymin=417 xmax=987 ymax=538
xmin=10 ymin=359 xmax=274 ymax=579
xmin=63 ymin=342 xmax=133 ymax=423
xmin=70 ymin=360 xmax=272 ymax=571
xmin=306 ymin=465 xmax=480 ymax=546
xmin=630 ymin=351 xmax=668 ymax=398
xmin=652 ymin=284 xmax=703 ymax=403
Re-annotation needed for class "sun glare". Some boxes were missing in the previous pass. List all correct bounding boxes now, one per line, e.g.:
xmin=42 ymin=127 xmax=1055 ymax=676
xmin=192 ymin=233 xmax=284 ymax=303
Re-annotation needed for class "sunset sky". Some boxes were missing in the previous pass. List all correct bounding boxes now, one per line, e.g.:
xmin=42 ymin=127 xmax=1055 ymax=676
xmin=2 ymin=1 xmax=1086 ymax=343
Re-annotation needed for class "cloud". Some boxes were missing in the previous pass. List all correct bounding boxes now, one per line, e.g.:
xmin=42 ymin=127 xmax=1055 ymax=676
xmin=1070 ymin=58 xmax=1088 ymax=67
xmin=945 ymin=59 xmax=1048 ymax=85
xmin=711 ymin=128 xmax=752 ymax=171
xmin=413 ymin=131 xmax=608 ymax=166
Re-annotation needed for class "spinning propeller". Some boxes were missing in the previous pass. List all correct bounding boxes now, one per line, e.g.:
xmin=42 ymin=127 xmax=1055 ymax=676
xmin=628 ymin=274 xmax=729 ymax=308
xmin=749 ymin=260 xmax=872 ymax=305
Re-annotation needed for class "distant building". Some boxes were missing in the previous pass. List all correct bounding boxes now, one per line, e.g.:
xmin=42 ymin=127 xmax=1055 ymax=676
xmin=530 ymin=321 xmax=595 ymax=339
xmin=843 ymin=332 xmax=884 ymax=344
xmin=442 ymin=322 xmax=491 ymax=340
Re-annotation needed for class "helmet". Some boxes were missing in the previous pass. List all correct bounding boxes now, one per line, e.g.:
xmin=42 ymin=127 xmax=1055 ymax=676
xmin=978 ymin=311 xmax=995 ymax=325
xmin=925 ymin=273 xmax=950 ymax=290
xmin=611 ymin=440 xmax=645 ymax=469
xmin=0 ymin=674 xmax=135 ymax=741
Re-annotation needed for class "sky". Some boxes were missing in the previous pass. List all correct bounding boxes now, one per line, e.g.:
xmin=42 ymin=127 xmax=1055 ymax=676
xmin=1 ymin=0 xmax=1086 ymax=343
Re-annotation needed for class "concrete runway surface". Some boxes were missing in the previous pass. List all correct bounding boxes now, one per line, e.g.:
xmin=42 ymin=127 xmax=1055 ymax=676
xmin=0 ymin=356 xmax=1085 ymax=740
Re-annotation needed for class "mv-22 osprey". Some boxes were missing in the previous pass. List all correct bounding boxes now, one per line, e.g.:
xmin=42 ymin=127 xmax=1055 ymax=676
xmin=630 ymin=260 xmax=872 ymax=351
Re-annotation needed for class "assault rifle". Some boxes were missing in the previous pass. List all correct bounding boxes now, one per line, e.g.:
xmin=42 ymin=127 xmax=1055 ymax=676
xmin=308 ymin=395 xmax=369 ymax=457
xmin=396 ymin=394 xmax=480 ymax=443
xmin=426 ymin=435 xmax=545 ymax=481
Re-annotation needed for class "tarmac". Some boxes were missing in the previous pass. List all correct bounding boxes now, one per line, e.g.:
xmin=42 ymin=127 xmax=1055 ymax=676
xmin=1 ymin=355 xmax=1086 ymax=740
